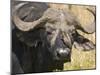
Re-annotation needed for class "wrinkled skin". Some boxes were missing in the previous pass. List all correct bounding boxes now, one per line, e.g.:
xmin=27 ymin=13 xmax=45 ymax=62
xmin=11 ymin=1 xmax=95 ymax=74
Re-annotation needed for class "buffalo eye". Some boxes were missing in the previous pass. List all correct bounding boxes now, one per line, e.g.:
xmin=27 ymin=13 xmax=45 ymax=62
xmin=47 ymin=31 xmax=52 ymax=35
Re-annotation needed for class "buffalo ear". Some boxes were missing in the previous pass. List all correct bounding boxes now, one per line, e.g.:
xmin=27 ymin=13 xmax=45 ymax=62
xmin=73 ymin=32 xmax=95 ymax=51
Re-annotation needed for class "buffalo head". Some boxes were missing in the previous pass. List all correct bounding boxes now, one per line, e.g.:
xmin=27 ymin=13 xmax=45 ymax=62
xmin=12 ymin=1 xmax=95 ymax=73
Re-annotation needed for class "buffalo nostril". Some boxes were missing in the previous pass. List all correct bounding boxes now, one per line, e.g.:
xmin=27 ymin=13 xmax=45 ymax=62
xmin=56 ymin=51 xmax=61 ymax=58
xmin=56 ymin=48 xmax=70 ymax=58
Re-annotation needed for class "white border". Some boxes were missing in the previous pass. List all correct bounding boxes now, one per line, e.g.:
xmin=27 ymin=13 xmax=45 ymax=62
xmin=0 ymin=0 xmax=100 ymax=75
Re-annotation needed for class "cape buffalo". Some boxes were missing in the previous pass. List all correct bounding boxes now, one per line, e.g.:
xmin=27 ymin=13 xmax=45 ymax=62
xmin=11 ymin=1 xmax=96 ymax=74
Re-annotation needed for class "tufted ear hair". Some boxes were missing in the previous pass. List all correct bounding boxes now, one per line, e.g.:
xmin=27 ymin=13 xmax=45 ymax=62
xmin=73 ymin=31 xmax=95 ymax=51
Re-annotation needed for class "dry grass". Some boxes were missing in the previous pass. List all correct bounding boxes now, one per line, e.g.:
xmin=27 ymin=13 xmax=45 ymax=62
xmin=64 ymin=47 xmax=96 ymax=70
